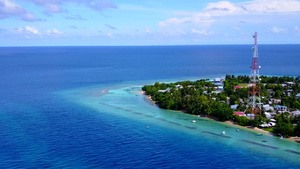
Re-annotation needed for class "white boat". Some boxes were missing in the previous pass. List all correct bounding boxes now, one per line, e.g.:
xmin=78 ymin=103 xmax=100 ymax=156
xmin=222 ymin=131 xmax=226 ymax=135
xmin=192 ymin=120 xmax=196 ymax=123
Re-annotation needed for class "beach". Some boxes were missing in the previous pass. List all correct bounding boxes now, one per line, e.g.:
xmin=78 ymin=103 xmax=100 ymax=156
xmin=140 ymin=89 xmax=300 ymax=143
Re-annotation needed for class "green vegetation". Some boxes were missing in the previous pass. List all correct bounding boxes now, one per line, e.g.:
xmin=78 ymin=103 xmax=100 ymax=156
xmin=263 ymin=128 xmax=274 ymax=132
xmin=233 ymin=115 xmax=249 ymax=126
xmin=142 ymin=80 xmax=233 ymax=121
xmin=260 ymin=76 xmax=295 ymax=84
xmin=233 ymin=115 xmax=266 ymax=127
xmin=142 ymin=75 xmax=300 ymax=137
xmin=274 ymin=114 xmax=295 ymax=137
xmin=273 ymin=113 xmax=300 ymax=137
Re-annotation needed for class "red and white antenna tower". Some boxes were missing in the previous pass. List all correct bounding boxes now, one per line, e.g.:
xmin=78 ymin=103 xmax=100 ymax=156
xmin=248 ymin=32 xmax=261 ymax=115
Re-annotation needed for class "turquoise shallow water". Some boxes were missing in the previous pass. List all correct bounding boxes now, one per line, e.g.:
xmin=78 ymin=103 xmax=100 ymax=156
xmin=58 ymin=82 xmax=300 ymax=168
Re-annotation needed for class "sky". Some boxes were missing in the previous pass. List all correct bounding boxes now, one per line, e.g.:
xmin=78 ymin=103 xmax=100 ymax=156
xmin=0 ymin=0 xmax=300 ymax=46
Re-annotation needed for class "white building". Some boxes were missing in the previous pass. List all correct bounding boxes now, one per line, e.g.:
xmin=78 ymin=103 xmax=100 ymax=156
xmin=291 ymin=110 xmax=300 ymax=117
xmin=270 ymin=98 xmax=281 ymax=104
xmin=268 ymin=122 xmax=276 ymax=127
xmin=259 ymin=123 xmax=269 ymax=128
xmin=175 ymin=85 xmax=183 ymax=89
xmin=263 ymin=104 xmax=274 ymax=112
xmin=265 ymin=112 xmax=271 ymax=119
xmin=158 ymin=87 xmax=171 ymax=93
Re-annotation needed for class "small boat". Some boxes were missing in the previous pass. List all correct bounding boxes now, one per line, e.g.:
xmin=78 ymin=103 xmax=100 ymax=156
xmin=279 ymin=135 xmax=283 ymax=139
xmin=192 ymin=120 xmax=196 ymax=123
xmin=257 ymin=133 xmax=263 ymax=136
xmin=146 ymin=126 xmax=149 ymax=129
xmin=236 ymin=129 xmax=239 ymax=132
xmin=222 ymin=131 xmax=226 ymax=135
xmin=262 ymin=140 xmax=267 ymax=142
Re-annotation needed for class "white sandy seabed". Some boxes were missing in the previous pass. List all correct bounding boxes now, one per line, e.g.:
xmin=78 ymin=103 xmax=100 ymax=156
xmin=57 ymin=82 xmax=300 ymax=165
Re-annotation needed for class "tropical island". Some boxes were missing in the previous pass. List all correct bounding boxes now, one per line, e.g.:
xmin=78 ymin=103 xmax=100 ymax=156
xmin=142 ymin=75 xmax=300 ymax=139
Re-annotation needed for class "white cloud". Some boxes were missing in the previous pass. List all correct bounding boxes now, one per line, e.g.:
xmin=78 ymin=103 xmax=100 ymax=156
xmin=159 ymin=17 xmax=190 ymax=27
xmin=267 ymin=25 xmax=300 ymax=35
xmin=83 ymin=0 xmax=117 ymax=11
xmin=205 ymin=0 xmax=300 ymax=15
xmin=24 ymin=0 xmax=117 ymax=14
xmin=14 ymin=26 xmax=64 ymax=38
xmin=244 ymin=0 xmax=300 ymax=13
xmin=156 ymin=0 xmax=300 ymax=43
xmin=15 ymin=26 xmax=41 ymax=38
xmin=23 ymin=0 xmax=63 ymax=14
xmin=45 ymin=3 xmax=62 ymax=13
xmin=20 ymin=12 xmax=38 ymax=21
xmin=270 ymin=26 xmax=288 ymax=33
xmin=46 ymin=29 xmax=63 ymax=37
xmin=0 ymin=0 xmax=38 ymax=21
xmin=159 ymin=12 xmax=212 ymax=27
xmin=160 ymin=0 xmax=300 ymax=27
xmin=18 ymin=26 xmax=40 ymax=35
xmin=191 ymin=29 xmax=210 ymax=36
xmin=204 ymin=1 xmax=247 ymax=16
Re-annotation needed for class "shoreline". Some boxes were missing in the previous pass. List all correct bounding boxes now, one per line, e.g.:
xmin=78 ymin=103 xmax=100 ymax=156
xmin=140 ymin=90 xmax=300 ymax=143
xmin=139 ymin=91 xmax=157 ymax=105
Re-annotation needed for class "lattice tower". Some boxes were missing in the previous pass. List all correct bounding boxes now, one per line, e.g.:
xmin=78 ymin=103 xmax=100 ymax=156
xmin=248 ymin=32 xmax=262 ymax=115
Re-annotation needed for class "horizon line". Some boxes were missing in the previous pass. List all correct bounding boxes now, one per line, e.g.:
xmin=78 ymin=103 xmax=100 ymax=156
xmin=1 ymin=43 xmax=300 ymax=47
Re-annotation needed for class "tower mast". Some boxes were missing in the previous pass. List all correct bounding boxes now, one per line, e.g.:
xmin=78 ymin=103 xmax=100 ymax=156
xmin=248 ymin=32 xmax=261 ymax=115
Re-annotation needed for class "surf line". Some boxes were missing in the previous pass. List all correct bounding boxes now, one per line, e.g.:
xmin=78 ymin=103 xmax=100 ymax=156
xmin=241 ymin=140 xmax=278 ymax=149
xmin=284 ymin=149 xmax=300 ymax=155
xmin=99 ymin=102 xmax=200 ymax=130
xmin=202 ymin=131 xmax=231 ymax=139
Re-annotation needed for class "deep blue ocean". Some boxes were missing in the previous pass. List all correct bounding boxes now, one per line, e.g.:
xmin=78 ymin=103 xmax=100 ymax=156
xmin=0 ymin=45 xmax=300 ymax=168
